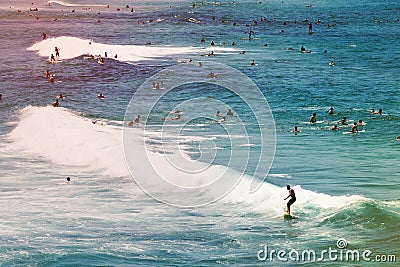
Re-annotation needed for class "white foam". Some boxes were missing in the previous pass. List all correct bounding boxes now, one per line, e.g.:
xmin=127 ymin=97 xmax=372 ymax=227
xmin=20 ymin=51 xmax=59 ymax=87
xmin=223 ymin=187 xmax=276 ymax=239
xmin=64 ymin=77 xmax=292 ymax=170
xmin=27 ymin=36 xmax=199 ymax=62
xmin=7 ymin=106 xmax=366 ymax=212
xmin=48 ymin=0 xmax=105 ymax=7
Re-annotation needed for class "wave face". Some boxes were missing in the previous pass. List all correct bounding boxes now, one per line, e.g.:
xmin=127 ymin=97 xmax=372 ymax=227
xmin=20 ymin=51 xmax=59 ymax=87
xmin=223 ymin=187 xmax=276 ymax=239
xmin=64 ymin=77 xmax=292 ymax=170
xmin=7 ymin=106 xmax=368 ymax=215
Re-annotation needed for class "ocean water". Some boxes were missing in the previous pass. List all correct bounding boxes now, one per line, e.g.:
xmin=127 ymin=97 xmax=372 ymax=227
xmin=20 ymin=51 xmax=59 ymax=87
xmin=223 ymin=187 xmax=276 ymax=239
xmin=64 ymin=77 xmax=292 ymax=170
xmin=0 ymin=0 xmax=399 ymax=266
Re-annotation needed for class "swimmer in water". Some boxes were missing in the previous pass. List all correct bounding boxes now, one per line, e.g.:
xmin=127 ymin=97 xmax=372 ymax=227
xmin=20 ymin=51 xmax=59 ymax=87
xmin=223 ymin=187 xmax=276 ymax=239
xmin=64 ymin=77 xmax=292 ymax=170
xmin=338 ymin=116 xmax=348 ymax=125
xmin=97 ymin=92 xmax=105 ymax=99
xmin=328 ymin=107 xmax=334 ymax=115
xmin=216 ymin=111 xmax=221 ymax=117
xmin=330 ymin=125 xmax=340 ymax=131
xmin=134 ymin=115 xmax=140 ymax=123
xmin=227 ymin=109 xmax=233 ymax=116
xmin=250 ymin=59 xmax=256 ymax=66
xmin=291 ymin=126 xmax=301 ymax=133
xmin=350 ymin=122 xmax=358 ymax=133
xmin=52 ymin=99 xmax=59 ymax=107
xmin=45 ymin=70 xmax=50 ymax=78
xmin=370 ymin=108 xmax=382 ymax=115
xmin=309 ymin=113 xmax=317 ymax=124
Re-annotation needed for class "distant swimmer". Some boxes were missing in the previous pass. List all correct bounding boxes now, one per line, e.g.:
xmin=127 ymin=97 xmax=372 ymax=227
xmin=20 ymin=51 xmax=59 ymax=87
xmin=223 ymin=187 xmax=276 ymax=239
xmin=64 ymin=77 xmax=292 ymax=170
xmin=216 ymin=116 xmax=226 ymax=123
xmin=98 ymin=58 xmax=105 ymax=64
xmin=207 ymin=72 xmax=216 ymax=78
xmin=284 ymin=185 xmax=296 ymax=215
xmin=328 ymin=107 xmax=334 ymax=115
xmin=227 ymin=109 xmax=233 ymax=116
xmin=162 ymin=114 xmax=181 ymax=121
xmin=198 ymin=62 xmax=203 ymax=67
xmin=308 ymin=22 xmax=313 ymax=33
xmin=55 ymin=47 xmax=60 ymax=59
xmin=216 ymin=111 xmax=221 ymax=117
xmin=50 ymin=54 xmax=56 ymax=62
xmin=57 ymin=93 xmax=65 ymax=99
xmin=200 ymin=37 xmax=205 ymax=43
xmin=97 ymin=92 xmax=105 ymax=99
xmin=358 ymin=119 xmax=365 ymax=126
xmin=300 ymin=45 xmax=306 ymax=52
xmin=291 ymin=126 xmax=301 ymax=133
xmin=42 ymin=32 xmax=47 ymax=39
xmin=52 ymin=99 xmax=59 ymax=107
xmin=330 ymin=125 xmax=340 ymax=130
xmin=250 ymin=59 xmax=256 ymax=66
xmin=210 ymin=41 xmax=215 ymax=46
xmin=239 ymin=51 xmax=246 ymax=54
xmin=309 ymin=113 xmax=317 ymax=124
xmin=45 ymin=70 xmax=50 ymax=78
xmin=370 ymin=108 xmax=382 ymax=115
xmin=49 ymin=76 xmax=55 ymax=83
xmin=134 ymin=115 xmax=140 ymax=123
xmin=338 ymin=116 xmax=348 ymax=125
xmin=65 ymin=177 xmax=71 ymax=183
xmin=350 ymin=122 xmax=358 ymax=133
xmin=396 ymin=136 xmax=400 ymax=140
xmin=329 ymin=61 xmax=335 ymax=66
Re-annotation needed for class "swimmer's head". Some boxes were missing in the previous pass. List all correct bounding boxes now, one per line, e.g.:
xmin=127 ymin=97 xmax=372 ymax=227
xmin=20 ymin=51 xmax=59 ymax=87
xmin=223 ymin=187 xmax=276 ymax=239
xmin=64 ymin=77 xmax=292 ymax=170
xmin=286 ymin=185 xmax=290 ymax=190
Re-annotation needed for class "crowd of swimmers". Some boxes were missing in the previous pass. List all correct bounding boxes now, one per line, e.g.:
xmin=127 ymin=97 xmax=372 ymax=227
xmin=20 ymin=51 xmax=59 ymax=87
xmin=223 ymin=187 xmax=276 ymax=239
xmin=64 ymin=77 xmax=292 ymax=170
xmin=291 ymin=107 xmax=386 ymax=135
xmin=127 ymin=108 xmax=234 ymax=126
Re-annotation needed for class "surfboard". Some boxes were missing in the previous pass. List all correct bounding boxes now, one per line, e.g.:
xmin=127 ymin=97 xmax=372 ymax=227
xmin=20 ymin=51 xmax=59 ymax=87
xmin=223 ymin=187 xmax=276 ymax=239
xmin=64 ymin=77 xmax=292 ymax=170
xmin=47 ymin=60 xmax=62 ymax=64
xmin=283 ymin=211 xmax=298 ymax=219
xmin=342 ymin=129 xmax=365 ymax=135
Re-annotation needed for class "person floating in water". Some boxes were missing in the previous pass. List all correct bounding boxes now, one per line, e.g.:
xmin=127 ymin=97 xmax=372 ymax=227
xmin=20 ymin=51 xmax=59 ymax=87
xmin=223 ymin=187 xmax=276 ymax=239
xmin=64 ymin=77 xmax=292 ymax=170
xmin=370 ymin=108 xmax=382 ymax=115
xmin=97 ymin=92 xmax=105 ymax=99
xmin=134 ymin=115 xmax=140 ymax=123
xmin=284 ymin=185 xmax=296 ymax=214
xmin=291 ymin=126 xmax=301 ymax=133
xmin=308 ymin=22 xmax=313 ymax=33
xmin=66 ymin=177 xmax=71 ymax=183
xmin=330 ymin=125 xmax=340 ymax=131
xmin=328 ymin=107 xmax=334 ymax=115
xmin=309 ymin=113 xmax=317 ymax=124
xmin=52 ymin=99 xmax=59 ymax=107
xmin=227 ymin=109 xmax=233 ymax=116
xmin=45 ymin=70 xmax=50 ymax=78
xmin=338 ymin=116 xmax=348 ymax=125
xmin=250 ymin=59 xmax=256 ymax=66
xmin=350 ymin=122 xmax=358 ymax=133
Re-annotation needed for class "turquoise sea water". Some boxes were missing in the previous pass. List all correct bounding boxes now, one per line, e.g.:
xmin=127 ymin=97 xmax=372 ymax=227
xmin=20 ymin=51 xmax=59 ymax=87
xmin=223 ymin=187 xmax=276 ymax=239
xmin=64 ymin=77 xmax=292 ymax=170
xmin=0 ymin=0 xmax=399 ymax=265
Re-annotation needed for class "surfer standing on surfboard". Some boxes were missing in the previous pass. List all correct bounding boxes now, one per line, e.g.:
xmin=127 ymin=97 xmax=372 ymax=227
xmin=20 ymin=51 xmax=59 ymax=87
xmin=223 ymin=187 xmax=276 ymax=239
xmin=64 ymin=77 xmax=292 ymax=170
xmin=284 ymin=185 xmax=296 ymax=215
